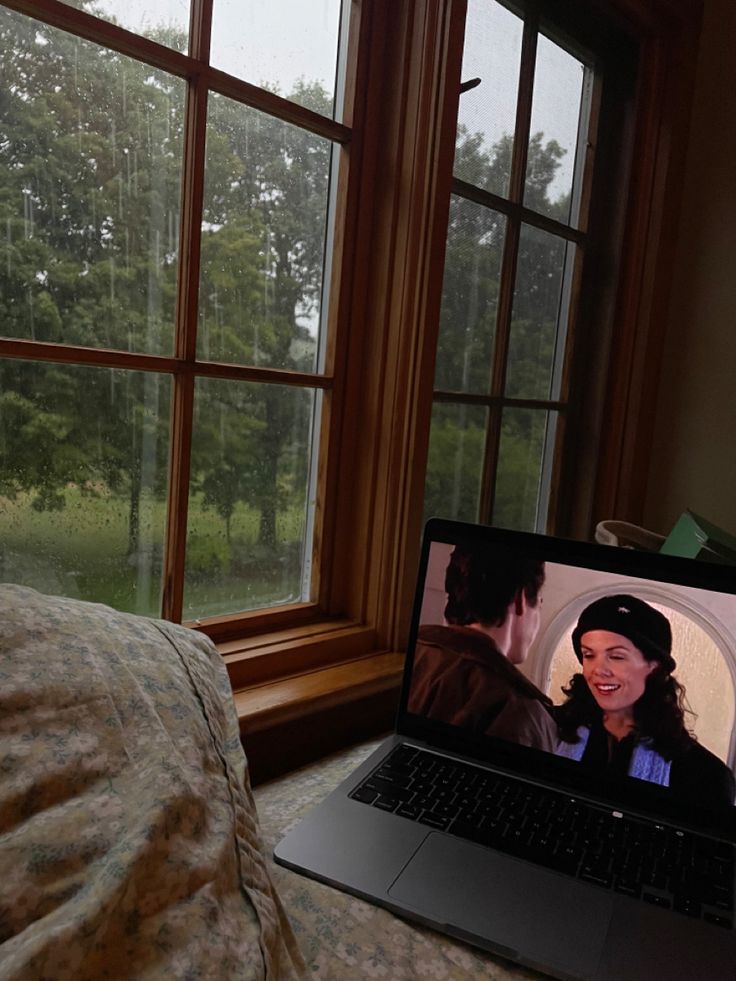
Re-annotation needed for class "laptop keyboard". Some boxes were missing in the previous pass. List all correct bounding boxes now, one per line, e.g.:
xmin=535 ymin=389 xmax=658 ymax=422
xmin=349 ymin=744 xmax=735 ymax=929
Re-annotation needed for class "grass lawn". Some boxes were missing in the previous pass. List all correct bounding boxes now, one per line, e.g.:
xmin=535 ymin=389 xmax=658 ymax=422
xmin=0 ymin=485 xmax=307 ymax=620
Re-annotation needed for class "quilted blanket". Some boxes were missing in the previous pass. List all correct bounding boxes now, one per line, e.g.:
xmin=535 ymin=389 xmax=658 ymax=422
xmin=0 ymin=584 xmax=305 ymax=980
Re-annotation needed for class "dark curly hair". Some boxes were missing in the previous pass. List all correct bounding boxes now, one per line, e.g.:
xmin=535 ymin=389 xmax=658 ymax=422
xmin=555 ymin=664 xmax=695 ymax=759
xmin=444 ymin=545 xmax=545 ymax=627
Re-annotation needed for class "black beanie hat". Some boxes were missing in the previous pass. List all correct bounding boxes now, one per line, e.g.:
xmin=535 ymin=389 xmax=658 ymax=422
xmin=571 ymin=594 xmax=675 ymax=673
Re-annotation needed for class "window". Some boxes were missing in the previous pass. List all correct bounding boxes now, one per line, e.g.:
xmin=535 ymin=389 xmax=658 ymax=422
xmin=0 ymin=0 xmax=707 ymax=745
xmin=0 ymin=0 xmax=348 ymax=624
xmin=425 ymin=0 xmax=597 ymax=534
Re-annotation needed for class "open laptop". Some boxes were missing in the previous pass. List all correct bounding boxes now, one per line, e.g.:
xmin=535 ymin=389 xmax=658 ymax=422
xmin=275 ymin=519 xmax=736 ymax=979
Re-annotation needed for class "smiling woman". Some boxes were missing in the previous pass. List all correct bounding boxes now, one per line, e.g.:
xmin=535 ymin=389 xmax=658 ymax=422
xmin=554 ymin=595 xmax=736 ymax=809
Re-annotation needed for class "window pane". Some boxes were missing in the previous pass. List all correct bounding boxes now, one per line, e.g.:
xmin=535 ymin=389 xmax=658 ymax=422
xmin=210 ymin=0 xmax=342 ymax=117
xmin=435 ymin=198 xmax=505 ymax=395
xmin=184 ymin=377 xmax=318 ymax=619
xmin=493 ymin=408 xmax=551 ymax=532
xmin=423 ymin=402 xmax=487 ymax=524
xmin=454 ymin=0 xmax=523 ymax=198
xmin=505 ymin=224 xmax=575 ymax=400
xmin=58 ymin=0 xmax=190 ymax=51
xmin=0 ymin=10 xmax=184 ymax=353
xmin=0 ymin=360 xmax=170 ymax=614
xmin=199 ymin=94 xmax=332 ymax=371
xmin=525 ymin=33 xmax=587 ymax=225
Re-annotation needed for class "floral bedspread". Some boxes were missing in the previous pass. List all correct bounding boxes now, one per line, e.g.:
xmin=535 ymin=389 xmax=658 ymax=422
xmin=0 ymin=584 xmax=304 ymax=980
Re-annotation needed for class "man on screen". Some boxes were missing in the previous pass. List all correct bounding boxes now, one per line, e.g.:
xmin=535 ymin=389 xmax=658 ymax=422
xmin=408 ymin=544 xmax=557 ymax=752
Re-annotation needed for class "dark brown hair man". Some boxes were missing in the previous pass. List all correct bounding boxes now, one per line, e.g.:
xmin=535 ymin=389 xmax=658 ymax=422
xmin=408 ymin=545 xmax=557 ymax=752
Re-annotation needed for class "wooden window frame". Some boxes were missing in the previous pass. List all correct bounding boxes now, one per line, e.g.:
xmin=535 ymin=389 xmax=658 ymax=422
xmin=429 ymin=0 xmax=602 ymax=534
xmin=0 ymin=0 xmax=706 ymax=775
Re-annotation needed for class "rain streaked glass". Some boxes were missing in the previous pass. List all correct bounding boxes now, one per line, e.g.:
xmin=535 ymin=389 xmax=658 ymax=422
xmin=199 ymin=93 xmax=332 ymax=372
xmin=423 ymin=402 xmax=487 ymax=525
xmin=434 ymin=198 xmax=506 ymax=396
xmin=493 ymin=407 xmax=551 ymax=532
xmin=0 ymin=359 xmax=170 ymax=615
xmin=183 ymin=376 xmax=318 ymax=619
xmin=0 ymin=10 xmax=184 ymax=354
xmin=211 ymin=0 xmax=342 ymax=117
xmin=505 ymin=224 xmax=575 ymax=401
xmin=525 ymin=32 xmax=587 ymax=225
xmin=454 ymin=0 xmax=523 ymax=197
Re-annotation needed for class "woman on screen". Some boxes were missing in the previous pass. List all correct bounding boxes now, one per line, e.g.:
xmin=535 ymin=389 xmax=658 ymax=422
xmin=555 ymin=594 xmax=735 ymax=808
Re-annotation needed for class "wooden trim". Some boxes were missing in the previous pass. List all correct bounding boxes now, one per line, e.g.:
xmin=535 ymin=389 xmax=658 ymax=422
xmin=222 ymin=621 xmax=380 ymax=690
xmin=162 ymin=371 xmax=194 ymax=621
xmin=451 ymin=178 xmax=586 ymax=245
xmin=233 ymin=650 xmax=404 ymax=735
xmin=188 ymin=0 xmax=212 ymax=65
xmin=432 ymin=391 xmax=567 ymax=411
xmin=205 ymin=68 xmax=352 ymax=145
xmin=243 ymin=682 xmax=399 ymax=785
xmin=328 ymin=0 xmax=467 ymax=651
xmin=311 ymin=0 xmax=373 ymax=613
xmin=190 ymin=600 xmax=320 ymax=639
xmin=0 ymin=338 xmax=333 ymax=389
xmin=0 ymin=338 xmax=176 ymax=372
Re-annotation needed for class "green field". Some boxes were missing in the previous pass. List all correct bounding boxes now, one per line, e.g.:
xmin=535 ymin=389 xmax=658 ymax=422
xmin=0 ymin=486 xmax=306 ymax=620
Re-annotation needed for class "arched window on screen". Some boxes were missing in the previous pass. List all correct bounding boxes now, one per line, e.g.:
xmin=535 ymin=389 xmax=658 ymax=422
xmin=535 ymin=587 xmax=736 ymax=770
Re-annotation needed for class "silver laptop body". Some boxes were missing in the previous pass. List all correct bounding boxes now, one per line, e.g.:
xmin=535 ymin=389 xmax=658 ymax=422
xmin=275 ymin=519 xmax=736 ymax=980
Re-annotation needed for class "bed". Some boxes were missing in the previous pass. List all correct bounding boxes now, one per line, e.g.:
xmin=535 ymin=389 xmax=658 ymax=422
xmin=0 ymin=584 xmax=536 ymax=979
xmin=0 ymin=584 xmax=304 ymax=979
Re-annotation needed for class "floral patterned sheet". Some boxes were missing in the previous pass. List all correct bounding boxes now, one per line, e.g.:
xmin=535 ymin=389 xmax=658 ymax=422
xmin=0 ymin=584 xmax=304 ymax=980
xmin=254 ymin=742 xmax=546 ymax=981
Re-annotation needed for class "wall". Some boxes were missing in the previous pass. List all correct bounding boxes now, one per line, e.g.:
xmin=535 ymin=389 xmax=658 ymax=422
xmin=644 ymin=0 xmax=736 ymax=536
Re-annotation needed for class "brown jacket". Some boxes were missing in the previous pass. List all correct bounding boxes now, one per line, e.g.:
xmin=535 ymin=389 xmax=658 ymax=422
xmin=408 ymin=624 xmax=558 ymax=753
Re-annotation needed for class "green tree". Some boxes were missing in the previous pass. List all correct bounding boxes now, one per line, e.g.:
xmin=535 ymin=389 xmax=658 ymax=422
xmin=0 ymin=6 xmax=181 ymax=560
xmin=425 ymin=125 xmax=569 ymax=529
xmin=0 ymin=6 xmax=327 ymax=576
xmin=196 ymin=81 xmax=329 ymax=548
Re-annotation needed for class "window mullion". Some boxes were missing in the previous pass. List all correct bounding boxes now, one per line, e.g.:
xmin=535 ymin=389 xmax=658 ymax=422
xmin=480 ymin=10 xmax=540 ymax=525
xmin=490 ymin=11 xmax=539 ymax=398
xmin=189 ymin=0 xmax=213 ymax=64
xmin=477 ymin=404 xmax=501 ymax=524
xmin=161 ymin=71 xmax=209 ymax=621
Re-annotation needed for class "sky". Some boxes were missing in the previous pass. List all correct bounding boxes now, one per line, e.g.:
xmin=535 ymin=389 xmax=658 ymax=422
xmin=459 ymin=0 xmax=585 ymax=200
xmin=90 ymin=0 xmax=581 ymax=197
xmin=93 ymin=0 xmax=340 ymax=96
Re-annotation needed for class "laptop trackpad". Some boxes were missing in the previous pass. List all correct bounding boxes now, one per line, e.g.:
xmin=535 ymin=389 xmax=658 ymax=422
xmin=388 ymin=832 xmax=610 ymax=978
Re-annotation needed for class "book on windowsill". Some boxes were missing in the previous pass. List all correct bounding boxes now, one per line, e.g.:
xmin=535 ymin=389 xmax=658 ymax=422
xmin=659 ymin=509 xmax=736 ymax=565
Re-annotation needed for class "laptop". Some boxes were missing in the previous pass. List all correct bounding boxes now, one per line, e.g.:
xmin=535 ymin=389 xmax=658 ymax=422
xmin=274 ymin=519 xmax=736 ymax=979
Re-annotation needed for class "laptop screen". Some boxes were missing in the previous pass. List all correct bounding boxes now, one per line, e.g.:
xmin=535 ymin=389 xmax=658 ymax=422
xmin=399 ymin=520 xmax=736 ymax=835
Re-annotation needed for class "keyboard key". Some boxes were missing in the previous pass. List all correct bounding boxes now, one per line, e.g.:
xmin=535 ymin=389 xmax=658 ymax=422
xmin=351 ymin=786 xmax=378 ymax=804
xmin=704 ymin=912 xmax=732 ymax=929
xmin=363 ymin=777 xmax=414 ymax=801
xmin=396 ymin=803 xmax=423 ymax=820
xmin=373 ymin=796 xmax=400 ymax=812
xmin=673 ymin=895 xmax=702 ymax=918
xmin=643 ymin=893 xmax=671 ymax=909
xmin=580 ymin=868 xmax=612 ymax=889
xmin=614 ymin=877 xmax=641 ymax=899
xmin=419 ymin=813 xmax=451 ymax=831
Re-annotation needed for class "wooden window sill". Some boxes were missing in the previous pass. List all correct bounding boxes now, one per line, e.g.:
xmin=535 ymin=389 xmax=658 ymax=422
xmin=231 ymin=649 xmax=404 ymax=733
xmin=224 ymin=646 xmax=405 ymax=785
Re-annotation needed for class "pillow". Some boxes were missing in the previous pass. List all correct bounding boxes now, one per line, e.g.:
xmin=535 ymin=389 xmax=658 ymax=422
xmin=0 ymin=584 xmax=304 ymax=980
